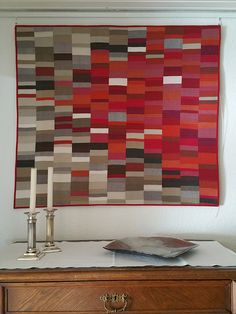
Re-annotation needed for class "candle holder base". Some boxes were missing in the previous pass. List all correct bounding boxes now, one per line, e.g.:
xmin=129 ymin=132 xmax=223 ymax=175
xmin=42 ymin=244 xmax=61 ymax=253
xmin=17 ymin=250 xmax=45 ymax=261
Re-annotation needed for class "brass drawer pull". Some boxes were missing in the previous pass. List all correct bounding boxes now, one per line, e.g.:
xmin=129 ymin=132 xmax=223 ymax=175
xmin=100 ymin=293 xmax=129 ymax=313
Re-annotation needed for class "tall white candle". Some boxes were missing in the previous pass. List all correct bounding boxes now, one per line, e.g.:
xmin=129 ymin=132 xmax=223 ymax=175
xmin=47 ymin=167 xmax=53 ymax=209
xmin=29 ymin=168 xmax=37 ymax=212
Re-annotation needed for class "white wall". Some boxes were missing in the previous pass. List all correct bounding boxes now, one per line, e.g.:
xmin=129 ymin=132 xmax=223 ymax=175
xmin=1 ymin=12 xmax=236 ymax=251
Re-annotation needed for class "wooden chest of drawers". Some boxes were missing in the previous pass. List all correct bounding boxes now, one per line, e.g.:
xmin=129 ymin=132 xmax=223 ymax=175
xmin=0 ymin=267 xmax=236 ymax=313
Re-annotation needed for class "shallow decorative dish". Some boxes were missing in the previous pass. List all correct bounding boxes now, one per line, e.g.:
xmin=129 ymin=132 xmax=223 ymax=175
xmin=104 ymin=236 xmax=198 ymax=258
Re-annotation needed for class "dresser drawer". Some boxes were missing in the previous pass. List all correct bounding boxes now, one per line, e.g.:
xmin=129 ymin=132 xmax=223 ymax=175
xmin=6 ymin=280 xmax=231 ymax=313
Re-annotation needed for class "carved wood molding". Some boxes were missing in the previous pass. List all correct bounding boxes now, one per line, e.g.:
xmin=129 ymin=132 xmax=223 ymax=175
xmin=0 ymin=286 xmax=4 ymax=314
xmin=232 ymin=281 xmax=236 ymax=314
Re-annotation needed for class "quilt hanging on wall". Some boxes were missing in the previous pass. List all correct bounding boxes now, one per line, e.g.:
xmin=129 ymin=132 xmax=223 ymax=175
xmin=14 ymin=25 xmax=220 ymax=207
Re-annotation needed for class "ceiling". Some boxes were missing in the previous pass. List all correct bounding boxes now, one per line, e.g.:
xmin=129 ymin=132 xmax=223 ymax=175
xmin=0 ymin=0 xmax=235 ymax=11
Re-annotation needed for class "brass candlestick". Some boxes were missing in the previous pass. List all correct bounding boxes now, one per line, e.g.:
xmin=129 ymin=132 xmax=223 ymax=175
xmin=42 ymin=208 xmax=61 ymax=253
xmin=17 ymin=212 xmax=45 ymax=261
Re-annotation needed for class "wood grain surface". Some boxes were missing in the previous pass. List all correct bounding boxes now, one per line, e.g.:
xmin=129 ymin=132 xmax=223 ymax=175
xmin=0 ymin=286 xmax=4 ymax=314
xmin=5 ymin=280 xmax=232 ymax=313
xmin=1 ymin=267 xmax=236 ymax=283
xmin=0 ymin=268 xmax=234 ymax=313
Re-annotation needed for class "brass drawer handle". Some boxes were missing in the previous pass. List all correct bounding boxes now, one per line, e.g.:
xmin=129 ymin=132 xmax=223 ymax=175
xmin=100 ymin=293 xmax=129 ymax=313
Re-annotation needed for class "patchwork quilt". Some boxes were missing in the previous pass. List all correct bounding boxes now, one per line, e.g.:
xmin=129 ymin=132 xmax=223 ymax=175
xmin=15 ymin=25 xmax=220 ymax=207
